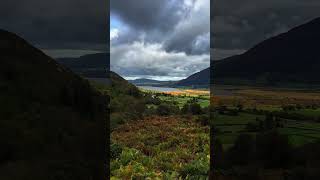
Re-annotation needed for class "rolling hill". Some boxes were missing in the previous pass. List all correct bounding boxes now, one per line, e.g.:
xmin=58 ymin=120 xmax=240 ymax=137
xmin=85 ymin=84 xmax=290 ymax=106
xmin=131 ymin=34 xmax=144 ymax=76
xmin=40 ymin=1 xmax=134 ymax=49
xmin=213 ymin=17 xmax=320 ymax=86
xmin=56 ymin=53 xmax=109 ymax=78
xmin=0 ymin=29 xmax=106 ymax=179
xmin=176 ymin=17 xmax=320 ymax=88
xmin=175 ymin=68 xmax=210 ymax=88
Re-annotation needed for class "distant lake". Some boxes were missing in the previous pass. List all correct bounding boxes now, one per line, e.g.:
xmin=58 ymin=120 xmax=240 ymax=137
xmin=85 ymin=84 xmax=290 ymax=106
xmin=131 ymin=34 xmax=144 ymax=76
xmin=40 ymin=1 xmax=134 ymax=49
xmin=137 ymin=86 xmax=182 ymax=92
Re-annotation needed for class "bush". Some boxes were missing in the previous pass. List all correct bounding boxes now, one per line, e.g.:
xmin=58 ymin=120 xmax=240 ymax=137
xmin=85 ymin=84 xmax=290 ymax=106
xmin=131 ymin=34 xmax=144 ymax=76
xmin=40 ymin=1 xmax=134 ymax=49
xmin=156 ymin=103 xmax=179 ymax=116
xmin=190 ymin=103 xmax=203 ymax=115
xmin=181 ymin=103 xmax=203 ymax=115
xmin=256 ymin=131 xmax=292 ymax=168
xmin=227 ymin=134 xmax=255 ymax=166
xmin=179 ymin=158 xmax=209 ymax=179
xmin=196 ymin=114 xmax=210 ymax=126
xmin=246 ymin=122 xmax=260 ymax=132
xmin=110 ymin=143 xmax=123 ymax=159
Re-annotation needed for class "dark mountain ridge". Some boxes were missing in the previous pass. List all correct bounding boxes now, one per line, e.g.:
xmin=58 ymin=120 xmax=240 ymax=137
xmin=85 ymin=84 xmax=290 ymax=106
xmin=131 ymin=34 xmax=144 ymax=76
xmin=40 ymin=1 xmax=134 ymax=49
xmin=213 ymin=17 xmax=320 ymax=86
xmin=176 ymin=17 xmax=320 ymax=87
xmin=129 ymin=78 xmax=177 ymax=86
xmin=56 ymin=53 xmax=108 ymax=78
xmin=0 ymin=29 xmax=106 ymax=179
xmin=175 ymin=68 xmax=209 ymax=87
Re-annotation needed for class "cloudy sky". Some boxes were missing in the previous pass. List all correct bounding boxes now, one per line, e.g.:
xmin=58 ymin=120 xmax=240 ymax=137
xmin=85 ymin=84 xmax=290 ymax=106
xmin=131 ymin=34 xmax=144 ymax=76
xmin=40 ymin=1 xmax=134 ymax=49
xmin=110 ymin=0 xmax=210 ymax=81
xmin=212 ymin=0 xmax=320 ymax=60
xmin=0 ymin=0 xmax=108 ymax=58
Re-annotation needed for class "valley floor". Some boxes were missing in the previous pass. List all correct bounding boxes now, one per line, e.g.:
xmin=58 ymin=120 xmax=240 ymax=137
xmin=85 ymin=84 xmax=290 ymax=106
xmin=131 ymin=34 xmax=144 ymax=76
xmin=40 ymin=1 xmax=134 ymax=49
xmin=212 ymin=85 xmax=320 ymax=179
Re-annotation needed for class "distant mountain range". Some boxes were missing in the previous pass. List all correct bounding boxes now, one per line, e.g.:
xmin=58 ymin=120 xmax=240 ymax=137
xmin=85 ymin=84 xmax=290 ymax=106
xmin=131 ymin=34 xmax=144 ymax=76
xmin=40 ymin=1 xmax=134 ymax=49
xmin=129 ymin=78 xmax=177 ymax=86
xmin=175 ymin=68 xmax=210 ymax=88
xmin=179 ymin=17 xmax=320 ymax=87
xmin=56 ymin=53 xmax=109 ymax=78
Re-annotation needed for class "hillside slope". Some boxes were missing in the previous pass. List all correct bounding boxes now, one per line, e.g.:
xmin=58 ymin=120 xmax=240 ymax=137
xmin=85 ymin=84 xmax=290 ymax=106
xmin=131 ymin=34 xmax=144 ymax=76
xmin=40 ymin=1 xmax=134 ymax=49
xmin=108 ymin=71 xmax=146 ymax=129
xmin=175 ymin=68 xmax=210 ymax=87
xmin=176 ymin=17 xmax=320 ymax=87
xmin=56 ymin=53 xmax=108 ymax=78
xmin=213 ymin=17 xmax=320 ymax=86
xmin=0 ymin=29 xmax=106 ymax=179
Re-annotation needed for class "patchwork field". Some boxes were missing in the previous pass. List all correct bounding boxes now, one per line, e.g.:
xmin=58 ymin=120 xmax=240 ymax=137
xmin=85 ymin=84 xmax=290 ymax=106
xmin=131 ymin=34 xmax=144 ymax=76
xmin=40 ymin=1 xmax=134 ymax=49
xmin=212 ymin=86 xmax=320 ymax=147
xmin=212 ymin=85 xmax=320 ymax=179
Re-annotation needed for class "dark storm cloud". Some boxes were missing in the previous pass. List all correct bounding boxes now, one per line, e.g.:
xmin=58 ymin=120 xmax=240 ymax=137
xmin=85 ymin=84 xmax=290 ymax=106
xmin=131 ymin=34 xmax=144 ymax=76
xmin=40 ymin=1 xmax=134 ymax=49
xmin=212 ymin=0 xmax=320 ymax=59
xmin=111 ymin=0 xmax=210 ymax=55
xmin=0 ymin=0 xmax=108 ymax=50
xmin=110 ymin=0 xmax=210 ymax=80
xmin=111 ymin=0 xmax=182 ymax=33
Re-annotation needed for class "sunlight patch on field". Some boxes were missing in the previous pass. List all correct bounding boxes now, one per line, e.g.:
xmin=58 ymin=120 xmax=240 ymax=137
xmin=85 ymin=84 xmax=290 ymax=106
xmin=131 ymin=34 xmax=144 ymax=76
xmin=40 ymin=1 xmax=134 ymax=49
xmin=164 ymin=89 xmax=209 ymax=96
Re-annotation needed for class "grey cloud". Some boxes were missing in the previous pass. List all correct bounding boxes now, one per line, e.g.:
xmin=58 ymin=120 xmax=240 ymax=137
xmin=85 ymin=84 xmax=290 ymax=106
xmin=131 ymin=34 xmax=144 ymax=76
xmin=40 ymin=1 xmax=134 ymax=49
xmin=111 ymin=0 xmax=183 ymax=33
xmin=110 ymin=42 xmax=210 ymax=79
xmin=0 ymin=0 xmax=108 ymax=50
xmin=212 ymin=0 xmax=320 ymax=56
xmin=111 ymin=0 xmax=210 ymax=55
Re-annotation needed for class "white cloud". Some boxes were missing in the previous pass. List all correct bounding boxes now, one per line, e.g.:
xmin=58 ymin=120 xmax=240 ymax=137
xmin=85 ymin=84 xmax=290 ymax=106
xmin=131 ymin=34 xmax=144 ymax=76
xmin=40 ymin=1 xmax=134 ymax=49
xmin=110 ymin=28 xmax=119 ymax=41
xmin=111 ymin=41 xmax=210 ymax=80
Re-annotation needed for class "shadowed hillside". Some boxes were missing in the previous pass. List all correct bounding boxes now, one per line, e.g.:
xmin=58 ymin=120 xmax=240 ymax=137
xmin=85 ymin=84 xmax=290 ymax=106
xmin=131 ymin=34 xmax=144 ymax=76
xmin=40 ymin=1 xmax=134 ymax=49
xmin=175 ymin=68 xmax=209 ymax=87
xmin=213 ymin=17 xmax=320 ymax=86
xmin=0 ymin=29 xmax=106 ymax=179
xmin=56 ymin=53 xmax=109 ymax=78
xmin=177 ymin=17 xmax=320 ymax=88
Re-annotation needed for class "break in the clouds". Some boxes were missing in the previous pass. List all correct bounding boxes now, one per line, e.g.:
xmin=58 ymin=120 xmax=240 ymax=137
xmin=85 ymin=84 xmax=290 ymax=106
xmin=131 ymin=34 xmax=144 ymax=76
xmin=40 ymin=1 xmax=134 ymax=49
xmin=110 ymin=0 xmax=210 ymax=80
xmin=212 ymin=0 xmax=320 ymax=60
xmin=0 ymin=0 xmax=108 ymax=55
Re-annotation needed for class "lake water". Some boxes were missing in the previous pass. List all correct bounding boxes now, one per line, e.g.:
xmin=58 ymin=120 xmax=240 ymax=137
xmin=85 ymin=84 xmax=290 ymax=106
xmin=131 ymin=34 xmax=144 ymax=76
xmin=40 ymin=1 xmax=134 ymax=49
xmin=137 ymin=86 xmax=182 ymax=92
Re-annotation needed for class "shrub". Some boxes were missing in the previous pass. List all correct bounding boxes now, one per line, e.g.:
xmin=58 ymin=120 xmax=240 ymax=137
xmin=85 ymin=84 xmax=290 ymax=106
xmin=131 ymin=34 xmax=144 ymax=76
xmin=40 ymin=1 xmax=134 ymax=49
xmin=110 ymin=143 xmax=123 ymax=159
xmin=181 ymin=103 xmax=203 ymax=115
xmin=156 ymin=103 xmax=179 ymax=116
xmin=196 ymin=115 xmax=210 ymax=126
xmin=256 ymin=131 xmax=292 ymax=168
xmin=190 ymin=103 xmax=203 ymax=115
xmin=227 ymin=134 xmax=255 ymax=166
xmin=246 ymin=122 xmax=260 ymax=132
xmin=179 ymin=158 xmax=209 ymax=179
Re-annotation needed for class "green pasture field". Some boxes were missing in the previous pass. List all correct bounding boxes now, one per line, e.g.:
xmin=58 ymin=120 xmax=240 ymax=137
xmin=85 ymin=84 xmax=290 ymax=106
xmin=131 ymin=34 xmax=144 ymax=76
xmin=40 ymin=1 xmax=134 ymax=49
xmin=158 ymin=95 xmax=210 ymax=108
xmin=213 ymin=85 xmax=320 ymax=148
xmin=214 ymin=108 xmax=320 ymax=147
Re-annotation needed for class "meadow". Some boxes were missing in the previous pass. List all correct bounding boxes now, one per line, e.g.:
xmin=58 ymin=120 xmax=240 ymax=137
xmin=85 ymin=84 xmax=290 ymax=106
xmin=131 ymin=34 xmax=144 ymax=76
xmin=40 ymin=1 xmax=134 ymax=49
xmin=213 ymin=86 xmax=320 ymax=146
xmin=109 ymin=81 xmax=210 ymax=179
xmin=212 ymin=85 xmax=320 ymax=179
